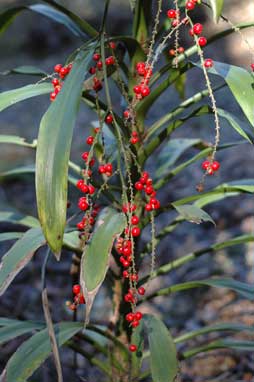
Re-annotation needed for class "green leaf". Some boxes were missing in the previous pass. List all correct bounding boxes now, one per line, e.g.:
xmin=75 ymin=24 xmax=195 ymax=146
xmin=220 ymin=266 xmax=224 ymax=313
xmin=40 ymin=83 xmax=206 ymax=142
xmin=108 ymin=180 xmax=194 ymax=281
xmin=0 ymin=211 xmax=39 ymax=228
xmin=183 ymin=338 xmax=254 ymax=359
xmin=80 ymin=208 xmax=126 ymax=324
xmin=208 ymin=0 xmax=224 ymax=23
xmin=144 ymin=315 xmax=178 ymax=382
xmin=0 ymin=232 xmax=23 ymax=242
xmin=63 ymin=230 xmax=82 ymax=253
xmin=0 ymin=65 xmax=47 ymax=76
xmin=131 ymin=319 xmax=145 ymax=378
xmin=209 ymin=61 xmax=254 ymax=126
xmin=0 ymin=228 xmax=45 ymax=295
xmin=0 ymin=165 xmax=35 ymax=179
xmin=154 ymin=138 xmax=201 ymax=180
xmin=173 ymin=204 xmax=215 ymax=225
xmin=0 ymin=135 xmax=36 ymax=147
xmin=3 ymin=322 xmax=82 ymax=382
xmin=36 ymin=50 xmax=93 ymax=257
xmin=175 ymin=322 xmax=254 ymax=344
xmin=0 ymin=320 xmax=44 ymax=345
xmin=0 ymin=4 xmax=97 ymax=39
xmin=0 ymin=83 xmax=52 ymax=112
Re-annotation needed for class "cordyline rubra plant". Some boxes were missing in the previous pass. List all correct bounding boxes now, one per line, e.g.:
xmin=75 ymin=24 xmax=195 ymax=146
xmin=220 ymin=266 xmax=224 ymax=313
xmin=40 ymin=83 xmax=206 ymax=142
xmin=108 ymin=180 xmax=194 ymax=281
xmin=1 ymin=0 xmax=254 ymax=381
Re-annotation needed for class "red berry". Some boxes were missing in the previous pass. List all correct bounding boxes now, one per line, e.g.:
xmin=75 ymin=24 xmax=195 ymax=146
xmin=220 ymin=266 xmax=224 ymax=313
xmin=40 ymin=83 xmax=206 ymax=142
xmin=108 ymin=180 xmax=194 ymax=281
xmin=124 ymin=293 xmax=133 ymax=302
xmin=138 ymin=287 xmax=145 ymax=295
xmin=76 ymin=179 xmax=84 ymax=189
xmin=145 ymin=185 xmax=154 ymax=195
xmin=251 ymin=63 xmax=254 ymax=71
xmin=131 ymin=227 xmax=140 ymax=237
xmin=178 ymin=46 xmax=185 ymax=54
xmin=123 ymin=246 xmax=132 ymax=256
xmin=96 ymin=61 xmax=103 ymax=70
xmin=81 ymin=183 xmax=89 ymax=193
xmin=93 ymin=53 xmax=100 ymax=61
xmin=130 ymin=137 xmax=139 ymax=144
xmin=145 ymin=203 xmax=152 ymax=212
xmin=105 ymin=56 xmax=115 ymax=66
xmin=88 ymin=184 xmax=95 ymax=195
xmin=82 ymin=152 xmax=89 ymax=161
xmin=131 ymin=215 xmax=139 ymax=225
xmin=109 ymin=41 xmax=116 ymax=49
xmin=133 ymin=85 xmax=141 ymax=94
xmin=122 ymin=260 xmax=130 ymax=268
xmin=105 ymin=163 xmax=113 ymax=173
xmin=105 ymin=114 xmax=113 ymax=124
xmin=211 ymin=161 xmax=220 ymax=171
xmin=79 ymin=294 xmax=85 ymax=304
xmin=131 ymin=273 xmax=139 ymax=282
xmin=72 ymin=284 xmax=81 ymax=294
xmin=204 ymin=58 xmax=213 ymax=68
xmin=93 ymin=78 xmax=102 ymax=92
xmin=131 ymin=320 xmax=140 ymax=328
xmin=135 ymin=181 xmax=143 ymax=191
xmin=52 ymin=78 xmax=59 ymax=86
xmin=123 ymin=110 xmax=130 ymax=119
xmin=98 ymin=165 xmax=105 ymax=174
xmin=198 ymin=37 xmax=207 ymax=47
xmin=59 ymin=67 xmax=68 ymax=78
xmin=167 ymin=9 xmax=177 ymax=18
xmin=54 ymin=64 xmax=62 ymax=73
xmin=89 ymin=66 xmax=96 ymax=75
xmin=129 ymin=344 xmax=137 ymax=352
xmin=126 ymin=313 xmax=135 ymax=322
xmin=135 ymin=311 xmax=143 ymax=320
xmin=141 ymin=86 xmax=150 ymax=97
xmin=50 ymin=92 xmax=57 ymax=101
xmin=136 ymin=62 xmax=146 ymax=76
xmin=186 ymin=1 xmax=195 ymax=10
xmin=202 ymin=160 xmax=210 ymax=170
xmin=122 ymin=270 xmax=129 ymax=278
xmin=193 ymin=23 xmax=203 ymax=35
xmin=86 ymin=136 xmax=94 ymax=145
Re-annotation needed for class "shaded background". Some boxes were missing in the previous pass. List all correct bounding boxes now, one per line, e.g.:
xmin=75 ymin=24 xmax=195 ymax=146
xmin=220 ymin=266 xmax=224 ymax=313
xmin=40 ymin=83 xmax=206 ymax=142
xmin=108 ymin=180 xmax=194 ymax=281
xmin=1 ymin=1 xmax=254 ymax=381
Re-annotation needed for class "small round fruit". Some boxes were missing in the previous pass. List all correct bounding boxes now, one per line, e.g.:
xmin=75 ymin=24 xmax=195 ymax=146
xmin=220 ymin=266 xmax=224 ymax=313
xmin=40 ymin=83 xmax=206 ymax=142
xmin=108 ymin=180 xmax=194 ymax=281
xmin=72 ymin=284 xmax=81 ymax=295
xmin=211 ymin=161 xmax=220 ymax=171
xmin=126 ymin=313 xmax=135 ymax=322
xmin=86 ymin=136 xmax=94 ymax=145
xmin=193 ymin=23 xmax=203 ymax=35
xmin=105 ymin=114 xmax=113 ymax=124
xmin=129 ymin=344 xmax=137 ymax=352
xmin=138 ymin=287 xmax=145 ymax=295
xmin=204 ymin=58 xmax=213 ymax=68
xmin=132 ymin=227 xmax=140 ymax=237
xmin=198 ymin=37 xmax=207 ymax=47
xmin=202 ymin=160 xmax=210 ymax=170
xmin=167 ymin=9 xmax=177 ymax=18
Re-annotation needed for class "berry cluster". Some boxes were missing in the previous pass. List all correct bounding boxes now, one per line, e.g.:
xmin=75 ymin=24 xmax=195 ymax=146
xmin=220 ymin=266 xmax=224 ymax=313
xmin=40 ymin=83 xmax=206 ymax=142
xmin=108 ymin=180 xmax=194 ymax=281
xmin=88 ymin=45 xmax=116 ymax=92
xmin=66 ymin=284 xmax=85 ymax=311
xmin=50 ymin=63 xmax=72 ymax=101
xmin=133 ymin=62 xmax=153 ymax=99
xmin=135 ymin=172 xmax=160 ymax=211
xmin=201 ymin=159 xmax=220 ymax=175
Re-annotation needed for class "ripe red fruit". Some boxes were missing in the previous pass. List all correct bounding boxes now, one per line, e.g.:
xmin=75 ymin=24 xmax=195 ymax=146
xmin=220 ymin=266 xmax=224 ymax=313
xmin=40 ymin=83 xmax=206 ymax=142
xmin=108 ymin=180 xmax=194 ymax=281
xmin=198 ymin=37 xmax=207 ymax=47
xmin=204 ymin=58 xmax=213 ymax=68
xmin=138 ymin=287 xmax=145 ymax=295
xmin=145 ymin=185 xmax=154 ymax=195
xmin=50 ymin=92 xmax=57 ymax=101
xmin=131 ymin=215 xmax=139 ymax=225
xmin=81 ymin=183 xmax=89 ymax=193
xmin=131 ymin=320 xmax=140 ymax=328
xmin=93 ymin=78 xmax=102 ymax=92
xmin=251 ymin=63 xmax=254 ymax=71
xmin=211 ymin=161 xmax=220 ymax=171
xmin=77 ymin=221 xmax=85 ymax=230
xmin=122 ymin=270 xmax=129 ymax=278
xmin=96 ymin=61 xmax=103 ymax=70
xmin=135 ymin=311 xmax=143 ymax=320
xmin=167 ymin=9 xmax=177 ymax=18
xmin=89 ymin=66 xmax=96 ymax=75
xmin=52 ymin=78 xmax=59 ymax=86
xmin=105 ymin=114 xmax=113 ymax=124
xmin=136 ymin=62 xmax=146 ymax=76
xmin=131 ymin=274 xmax=139 ymax=282
xmin=131 ymin=227 xmax=140 ymax=237
xmin=54 ymin=64 xmax=62 ymax=73
xmin=86 ymin=136 xmax=94 ymax=145
xmin=178 ymin=46 xmax=185 ymax=53
xmin=76 ymin=179 xmax=84 ymax=189
xmin=105 ymin=56 xmax=115 ymax=66
xmin=59 ymin=67 xmax=68 ymax=78
xmin=124 ymin=293 xmax=133 ymax=302
xmin=141 ymin=86 xmax=150 ymax=97
xmin=98 ymin=165 xmax=105 ymax=174
xmin=169 ymin=49 xmax=175 ymax=56
xmin=133 ymin=85 xmax=141 ymax=94
xmin=129 ymin=344 xmax=137 ymax=352
xmin=123 ymin=110 xmax=130 ymax=119
xmin=186 ymin=0 xmax=195 ymax=10
xmin=88 ymin=184 xmax=95 ymax=195
xmin=135 ymin=181 xmax=143 ymax=191
xmin=72 ymin=284 xmax=81 ymax=294
xmin=145 ymin=203 xmax=152 ymax=212
xmin=126 ymin=313 xmax=135 ymax=322
xmin=123 ymin=246 xmax=132 ymax=256
xmin=93 ymin=53 xmax=100 ymax=61
xmin=105 ymin=163 xmax=113 ymax=173
xmin=130 ymin=137 xmax=139 ymax=144
xmin=202 ymin=160 xmax=210 ymax=170
xmin=79 ymin=294 xmax=86 ymax=304
xmin=109 ymin=41 xmax=116 ymax=49
xmin=193 ymin=23 xmax=203 ymax=35
xmin=82 ymin=152 xmax=89 ymax=161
